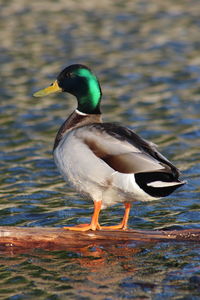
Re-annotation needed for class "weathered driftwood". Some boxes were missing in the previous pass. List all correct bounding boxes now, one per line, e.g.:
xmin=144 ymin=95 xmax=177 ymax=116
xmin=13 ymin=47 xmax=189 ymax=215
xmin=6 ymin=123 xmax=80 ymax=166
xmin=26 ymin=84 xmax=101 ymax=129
xmin=0 ymin=227 xmax=199 ymax=251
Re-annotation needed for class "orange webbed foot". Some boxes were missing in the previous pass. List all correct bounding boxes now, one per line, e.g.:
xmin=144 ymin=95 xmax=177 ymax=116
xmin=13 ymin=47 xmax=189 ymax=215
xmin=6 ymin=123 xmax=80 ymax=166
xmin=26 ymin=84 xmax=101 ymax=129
xmin=64 ymin=201 xmax=102 ymax=231
xmin=64 ymin=222 xmax=101 ymax=231
xmin=100 ymin=223 xmax=128 ymax=231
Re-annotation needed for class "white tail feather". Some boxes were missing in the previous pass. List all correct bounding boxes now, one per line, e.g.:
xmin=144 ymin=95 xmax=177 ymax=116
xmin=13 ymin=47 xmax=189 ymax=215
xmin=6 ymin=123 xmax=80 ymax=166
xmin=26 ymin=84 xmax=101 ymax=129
xmin=147 ymin=181 xmax=182 ymax=188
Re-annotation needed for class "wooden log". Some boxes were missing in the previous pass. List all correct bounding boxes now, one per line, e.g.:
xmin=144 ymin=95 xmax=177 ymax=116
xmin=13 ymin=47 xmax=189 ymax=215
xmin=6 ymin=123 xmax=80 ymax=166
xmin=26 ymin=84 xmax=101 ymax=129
xmin=0 ymin=227 xmax=199 ymax=251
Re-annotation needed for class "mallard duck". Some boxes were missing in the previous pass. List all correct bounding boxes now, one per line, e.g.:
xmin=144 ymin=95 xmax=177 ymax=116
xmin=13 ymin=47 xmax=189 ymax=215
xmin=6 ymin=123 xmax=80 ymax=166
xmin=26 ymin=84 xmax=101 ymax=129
xmin=34 ymin=64 xmax=185 ymax=231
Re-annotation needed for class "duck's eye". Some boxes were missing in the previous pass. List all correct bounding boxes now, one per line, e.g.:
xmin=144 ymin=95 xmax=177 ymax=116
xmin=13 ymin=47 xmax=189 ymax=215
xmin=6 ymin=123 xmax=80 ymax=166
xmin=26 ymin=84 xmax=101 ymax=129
xmin=66 ymin=72 xmax=75 ymax=78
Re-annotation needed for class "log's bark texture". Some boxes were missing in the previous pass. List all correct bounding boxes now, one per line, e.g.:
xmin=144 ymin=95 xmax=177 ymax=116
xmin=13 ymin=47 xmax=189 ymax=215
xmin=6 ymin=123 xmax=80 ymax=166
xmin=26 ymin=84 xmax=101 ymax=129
xmin=0 ymin=227 xmax=199 ymax=251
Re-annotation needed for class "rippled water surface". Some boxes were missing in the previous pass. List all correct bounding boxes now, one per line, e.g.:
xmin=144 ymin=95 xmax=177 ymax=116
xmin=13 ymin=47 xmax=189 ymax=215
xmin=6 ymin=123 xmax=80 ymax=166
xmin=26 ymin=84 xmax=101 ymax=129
xmin=0 ymin=0 xmax=200 ymax=299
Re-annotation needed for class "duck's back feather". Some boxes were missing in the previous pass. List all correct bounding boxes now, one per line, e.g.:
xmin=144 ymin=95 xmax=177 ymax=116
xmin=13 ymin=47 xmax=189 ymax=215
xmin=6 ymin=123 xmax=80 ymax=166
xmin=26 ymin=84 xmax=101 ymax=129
xmin=77 ymin=122 xmax=180 ymax=178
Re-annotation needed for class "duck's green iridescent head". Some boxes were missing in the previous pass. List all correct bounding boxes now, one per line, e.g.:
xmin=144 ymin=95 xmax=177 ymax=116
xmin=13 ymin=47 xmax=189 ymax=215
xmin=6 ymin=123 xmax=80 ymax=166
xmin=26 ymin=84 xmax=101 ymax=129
xmin=34 ymin=64 xmax=102 ymax=114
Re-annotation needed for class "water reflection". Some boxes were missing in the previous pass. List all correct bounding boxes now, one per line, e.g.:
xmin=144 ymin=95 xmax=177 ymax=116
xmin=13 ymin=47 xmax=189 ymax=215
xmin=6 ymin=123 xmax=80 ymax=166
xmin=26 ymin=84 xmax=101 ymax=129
xmin=0 ymin=241 xmax=200 ymax=299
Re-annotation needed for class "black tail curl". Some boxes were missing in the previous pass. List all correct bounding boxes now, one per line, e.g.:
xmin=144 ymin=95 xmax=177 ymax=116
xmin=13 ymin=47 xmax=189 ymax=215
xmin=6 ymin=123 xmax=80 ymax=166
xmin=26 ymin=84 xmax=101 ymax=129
xmin=135 ymin=172 xmax=185 ymax=198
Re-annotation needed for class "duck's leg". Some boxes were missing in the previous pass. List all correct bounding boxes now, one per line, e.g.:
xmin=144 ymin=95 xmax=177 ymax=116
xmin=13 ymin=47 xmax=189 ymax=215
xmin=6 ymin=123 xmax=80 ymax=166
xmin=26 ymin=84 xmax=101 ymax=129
xmin=101 ymin=202 xmax=131 ymax=230
xmin=64 ymin=201 xmax=102 ymax=231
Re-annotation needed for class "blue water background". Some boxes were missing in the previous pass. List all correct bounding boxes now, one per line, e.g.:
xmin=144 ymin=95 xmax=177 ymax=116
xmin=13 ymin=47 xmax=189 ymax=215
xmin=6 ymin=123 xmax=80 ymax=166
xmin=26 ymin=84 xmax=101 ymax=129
xmin=0 ymin=0 xmax=200 ymax=299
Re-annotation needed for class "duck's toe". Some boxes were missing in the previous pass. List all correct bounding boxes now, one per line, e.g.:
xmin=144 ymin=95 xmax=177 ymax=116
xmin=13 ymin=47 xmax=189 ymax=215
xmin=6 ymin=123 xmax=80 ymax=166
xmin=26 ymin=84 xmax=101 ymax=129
xmin=63 ymin=222 xmax=101 ymax=231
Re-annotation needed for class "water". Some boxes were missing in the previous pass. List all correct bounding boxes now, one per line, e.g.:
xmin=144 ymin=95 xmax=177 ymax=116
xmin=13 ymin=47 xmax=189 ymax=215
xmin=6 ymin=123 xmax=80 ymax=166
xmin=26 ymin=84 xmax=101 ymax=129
xmin=0 ymin=0 xmax=200 ymax=299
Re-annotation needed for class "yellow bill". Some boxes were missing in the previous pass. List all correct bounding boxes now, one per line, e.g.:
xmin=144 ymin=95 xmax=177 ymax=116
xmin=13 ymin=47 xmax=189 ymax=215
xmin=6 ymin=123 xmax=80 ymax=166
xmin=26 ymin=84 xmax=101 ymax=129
xmin=33 ymin=80 xmax=62 ymax=97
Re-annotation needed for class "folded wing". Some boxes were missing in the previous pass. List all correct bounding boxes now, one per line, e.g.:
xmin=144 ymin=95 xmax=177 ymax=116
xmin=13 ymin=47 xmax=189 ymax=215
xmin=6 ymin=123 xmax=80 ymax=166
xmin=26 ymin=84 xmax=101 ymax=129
xmin=77 ymin=122 xmax=179 ymax=177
